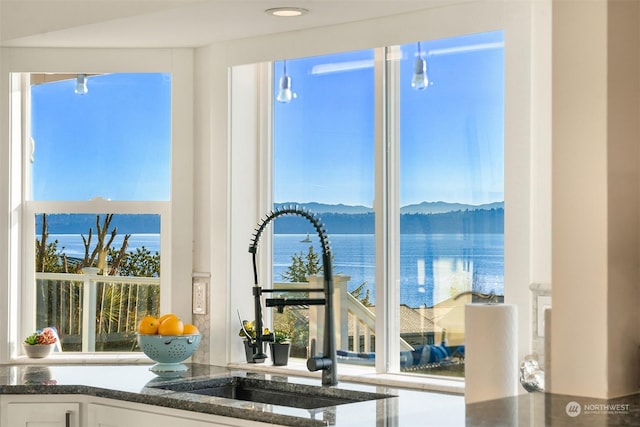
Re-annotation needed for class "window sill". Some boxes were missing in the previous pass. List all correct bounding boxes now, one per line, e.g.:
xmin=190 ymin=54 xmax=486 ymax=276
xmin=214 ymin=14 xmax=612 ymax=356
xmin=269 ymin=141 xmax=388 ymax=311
xmin=13 ymin=353 xmax=153 ymax=365
xmin=227 ymin=357 xmax=464 ymax=395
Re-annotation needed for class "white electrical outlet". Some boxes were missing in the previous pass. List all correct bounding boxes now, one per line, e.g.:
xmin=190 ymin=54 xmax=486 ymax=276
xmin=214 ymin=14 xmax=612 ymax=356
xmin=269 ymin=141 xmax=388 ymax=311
xmin=193 ymin=280 xmax=207 ymax=314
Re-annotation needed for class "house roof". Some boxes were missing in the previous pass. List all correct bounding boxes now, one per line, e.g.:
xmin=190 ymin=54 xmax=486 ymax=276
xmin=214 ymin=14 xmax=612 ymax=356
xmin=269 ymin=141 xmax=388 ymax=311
xmin=368 ymin=304 xmax=437 ymax=334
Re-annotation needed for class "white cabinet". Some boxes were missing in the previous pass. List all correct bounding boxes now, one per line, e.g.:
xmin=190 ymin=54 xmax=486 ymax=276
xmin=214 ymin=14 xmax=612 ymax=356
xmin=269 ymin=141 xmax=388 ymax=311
xmin=6 ymin=402 xmax=80 ymax=427
xmin=88 ymin=399 xmax=276 ymax=427
xmin=2 ymin=395 xmax=278 ymax=427
xmin=89 ymin=403 xmax=212 ymax=427
xmin=1 ymin=396 xmax=81 ymax=427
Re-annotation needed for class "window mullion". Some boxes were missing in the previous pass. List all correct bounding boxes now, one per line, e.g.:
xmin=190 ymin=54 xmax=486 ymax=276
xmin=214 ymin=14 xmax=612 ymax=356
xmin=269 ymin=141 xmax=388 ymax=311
xmin=16 ymin=74 xmax=34 ymax=360
xmin=259 ymin=61 xmax=274 ymax=332
xmin=375 ymin=47 xmax=402 ymax=374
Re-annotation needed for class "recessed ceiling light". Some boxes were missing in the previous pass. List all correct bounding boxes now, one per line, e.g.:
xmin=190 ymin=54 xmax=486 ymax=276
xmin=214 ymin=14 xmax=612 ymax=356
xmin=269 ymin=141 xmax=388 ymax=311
xmin=265 ymin=7 xmax=309 ymax=17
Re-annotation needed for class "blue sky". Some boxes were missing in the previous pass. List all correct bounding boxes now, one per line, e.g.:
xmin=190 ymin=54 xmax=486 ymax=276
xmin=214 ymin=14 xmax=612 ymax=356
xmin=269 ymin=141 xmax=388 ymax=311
xmin=274 ymin=49 xmax=375 ymax=207
xmin=31 ymin=30 xmax=504 ymax=208
xmin=31 ymin=73 xmax=171 ymax=201
xmin=274 ymin=31 xmax=504 ymax=207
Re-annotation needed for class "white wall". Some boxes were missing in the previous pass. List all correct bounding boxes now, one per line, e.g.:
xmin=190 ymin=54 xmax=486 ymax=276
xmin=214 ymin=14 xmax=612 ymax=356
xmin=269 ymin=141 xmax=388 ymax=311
xmin=551 ymin=0 xmax=640 ymax=399
xmin=0 ymin=44 xmax=10 ymax=361
xmin=191 ymin=46 xmax=215 ymax=363
xmin=606 ymin=0 xmax=640 ymax=397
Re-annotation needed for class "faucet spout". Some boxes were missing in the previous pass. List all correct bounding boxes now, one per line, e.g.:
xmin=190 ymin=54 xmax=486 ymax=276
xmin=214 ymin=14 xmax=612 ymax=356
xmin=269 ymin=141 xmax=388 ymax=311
xmin=249 ymin=206 xmax=338 ymax=386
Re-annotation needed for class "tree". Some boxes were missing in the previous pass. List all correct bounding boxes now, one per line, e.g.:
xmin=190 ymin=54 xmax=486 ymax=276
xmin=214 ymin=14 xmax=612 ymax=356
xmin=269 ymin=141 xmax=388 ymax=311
xmin=280 ymin=245 xmax=321 ymax=282
xmin=277 ymin=244 xmax=372 ymax=357
xmin=35 ymin=214 xmax=63 ymax=273
xmin=276 ymin=245 xmax=321 ymax=357
xmin=78 ymin=214 xmax=132 ymax=275
xmin=34 ymin=213 xmax=159 ymax=277
xmin=350 ymin=281 xmax=372 ymax=307
xmin=109 ymin=246 xmax=160 ymax=277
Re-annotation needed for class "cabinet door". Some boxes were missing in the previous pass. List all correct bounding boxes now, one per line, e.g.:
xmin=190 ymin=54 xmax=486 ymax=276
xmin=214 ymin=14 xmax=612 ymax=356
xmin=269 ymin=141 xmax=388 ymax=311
xmin=6 ymin=402 xmax=80 ymax=427
xmin=89 ymin=403 xmax=232 ymax=427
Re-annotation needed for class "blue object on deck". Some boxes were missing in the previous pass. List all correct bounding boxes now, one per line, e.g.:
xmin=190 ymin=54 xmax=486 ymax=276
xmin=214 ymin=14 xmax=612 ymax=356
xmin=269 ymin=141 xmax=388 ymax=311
xmin=419 ymin=343 xmax=449 ymax=364
xmin=338 ymin=341 xmax=463 ymax=369
xmin=337 ymin=350 xmax=375 ymax=360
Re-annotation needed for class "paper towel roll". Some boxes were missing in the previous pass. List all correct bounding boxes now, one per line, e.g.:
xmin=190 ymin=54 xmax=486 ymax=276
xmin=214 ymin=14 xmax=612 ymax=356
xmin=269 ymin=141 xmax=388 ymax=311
xmin=465 ymin=303 xmax=518 ymax=404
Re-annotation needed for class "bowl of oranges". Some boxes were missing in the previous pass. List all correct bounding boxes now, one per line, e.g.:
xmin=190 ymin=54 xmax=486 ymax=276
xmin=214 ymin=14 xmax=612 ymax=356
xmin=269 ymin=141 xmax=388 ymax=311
xmin=137 ymin=313 xmax=201 ymax=373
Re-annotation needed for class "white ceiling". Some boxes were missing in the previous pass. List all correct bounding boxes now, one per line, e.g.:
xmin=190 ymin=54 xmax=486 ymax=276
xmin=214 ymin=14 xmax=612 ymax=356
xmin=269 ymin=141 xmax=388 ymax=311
xmin=0 ymin=0 xmax=453 ymax=48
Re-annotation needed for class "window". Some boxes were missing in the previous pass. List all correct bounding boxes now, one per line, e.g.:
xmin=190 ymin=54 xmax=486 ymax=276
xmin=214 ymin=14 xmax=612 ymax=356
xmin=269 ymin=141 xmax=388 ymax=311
xmin=271 ymin=32 xmax=504 ymax=377
xmin=272 ymin=50 xmax=376 ymax=360
xmin=18 ymin=72 xmax=171 ymax=353
xmin=395 ymin=32 xmax=504 ymax=376
xmin=29 ymin=73 xmax=171 ymax=202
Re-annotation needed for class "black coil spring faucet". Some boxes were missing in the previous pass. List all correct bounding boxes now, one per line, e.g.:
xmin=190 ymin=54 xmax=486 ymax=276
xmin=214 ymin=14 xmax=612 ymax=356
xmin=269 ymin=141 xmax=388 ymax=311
xmin=248 ymin=206 xmax=338 ymax=386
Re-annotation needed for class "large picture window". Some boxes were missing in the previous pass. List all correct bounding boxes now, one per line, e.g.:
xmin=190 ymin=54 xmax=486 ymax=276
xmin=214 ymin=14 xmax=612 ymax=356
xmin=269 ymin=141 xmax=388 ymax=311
xmin=271 ymin=31 xmax=504 ymax=377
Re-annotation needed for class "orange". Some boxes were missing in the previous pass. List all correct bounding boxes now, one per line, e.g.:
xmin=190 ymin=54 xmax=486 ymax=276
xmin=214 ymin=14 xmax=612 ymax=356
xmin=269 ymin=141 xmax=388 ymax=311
xmin=138 ymin=315 xmax=159 ymax=335
xmin=182 ymin=324 xmax=200 ymax=335
xmin=158 ymin=313 xmax=178 ymax=324
xmin=158 ymin=317 xmax=184 ymax=335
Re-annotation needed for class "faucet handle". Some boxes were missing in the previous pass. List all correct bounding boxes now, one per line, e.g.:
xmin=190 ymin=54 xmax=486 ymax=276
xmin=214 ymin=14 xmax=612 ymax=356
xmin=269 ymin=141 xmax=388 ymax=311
xmin=307 ymin=356 xmax=332 ymax=371
xmin=309 ymin=338 xmax=316 ymax=357
xmin=306 ymin=338 xmax=333 ymax=371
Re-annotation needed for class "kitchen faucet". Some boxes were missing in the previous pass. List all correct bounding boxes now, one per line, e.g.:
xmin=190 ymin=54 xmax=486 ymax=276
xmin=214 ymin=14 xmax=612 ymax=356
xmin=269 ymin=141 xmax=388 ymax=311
xmin=248 ymin=206 xmax=338 ymax=386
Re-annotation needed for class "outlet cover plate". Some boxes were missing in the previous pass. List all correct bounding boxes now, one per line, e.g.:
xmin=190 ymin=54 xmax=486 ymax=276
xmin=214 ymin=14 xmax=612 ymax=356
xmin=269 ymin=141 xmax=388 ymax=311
xmin=193 ymin=279 xmax=208 ymax=314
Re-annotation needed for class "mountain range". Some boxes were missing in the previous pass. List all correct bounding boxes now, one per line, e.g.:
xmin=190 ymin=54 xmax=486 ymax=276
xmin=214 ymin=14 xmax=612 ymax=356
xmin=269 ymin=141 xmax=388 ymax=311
xmin=273 ymin=201 xmax=504 ymax=234
xmin=37 ymin=201 xmax=505 ymax=235
xmin=400 ymin=201 xmax=503 ymax=214
xmin=36 ymin=214 xmax=160 ymax=234
xmin=275 ymin=201 xmax=504 ymax=214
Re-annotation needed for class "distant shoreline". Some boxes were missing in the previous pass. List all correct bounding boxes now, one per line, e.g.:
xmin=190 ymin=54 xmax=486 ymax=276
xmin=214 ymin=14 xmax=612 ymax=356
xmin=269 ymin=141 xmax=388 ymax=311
xmin=274 ymin=209 xmax=504 ymax=234
xmin=36 ymin=204 xmax=504 ymax=235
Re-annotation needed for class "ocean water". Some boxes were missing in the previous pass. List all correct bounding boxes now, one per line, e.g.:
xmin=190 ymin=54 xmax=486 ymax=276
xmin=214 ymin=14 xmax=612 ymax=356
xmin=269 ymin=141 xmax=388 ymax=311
xmin=274 ymin=233 xmax=504 ymax=308
xmin=45 ymin=232 xmax=504 ymax=308
xmin=39 ymin=233 xmax=160 ymax=258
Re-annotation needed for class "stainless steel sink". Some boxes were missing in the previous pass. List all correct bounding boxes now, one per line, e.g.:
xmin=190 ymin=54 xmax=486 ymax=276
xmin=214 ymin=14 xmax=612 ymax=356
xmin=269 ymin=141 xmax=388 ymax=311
xmin=151 ymin=376 xmax=393 ymax=409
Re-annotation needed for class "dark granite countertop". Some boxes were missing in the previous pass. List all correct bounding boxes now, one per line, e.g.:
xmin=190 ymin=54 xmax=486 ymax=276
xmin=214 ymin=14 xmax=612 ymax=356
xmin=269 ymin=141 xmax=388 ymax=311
xmin=0 ymin=363 xmax=465 ymax=426
xmin=1 ymin=363 xmax=638 ymax=426
xmin=465 ymin=391 xmax=640 ymax=427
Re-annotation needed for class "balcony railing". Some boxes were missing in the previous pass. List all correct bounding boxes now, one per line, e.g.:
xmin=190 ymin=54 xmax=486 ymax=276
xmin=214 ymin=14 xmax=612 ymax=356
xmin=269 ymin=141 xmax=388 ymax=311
xmin=35 ymin=272 xmax=413 ymax=357
xmin=35 ymin=271 xmax=160 ymax=352
xmin=275 ymin=275 xmax=414 ymax=356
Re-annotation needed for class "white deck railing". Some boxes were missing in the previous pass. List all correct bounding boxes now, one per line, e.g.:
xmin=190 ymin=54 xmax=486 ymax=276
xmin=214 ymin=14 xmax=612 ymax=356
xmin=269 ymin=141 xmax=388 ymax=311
xmin=277 ymin=275 xmax=413 ymax=354
xmin=35 ymin=271 xmax=160 ymax=352
xmin=37 ymin=272 xmax=409 ymax=355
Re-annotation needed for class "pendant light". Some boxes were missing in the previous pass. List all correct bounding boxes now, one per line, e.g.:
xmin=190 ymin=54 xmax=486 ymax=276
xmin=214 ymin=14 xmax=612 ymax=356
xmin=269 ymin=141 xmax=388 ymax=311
xmin=276 ymin=61 xmax=293 ymax=104
xmin=75 ymin=74 xmax=88 ymax=95
xmin=411 ymin=42 xmax=429 ymax=90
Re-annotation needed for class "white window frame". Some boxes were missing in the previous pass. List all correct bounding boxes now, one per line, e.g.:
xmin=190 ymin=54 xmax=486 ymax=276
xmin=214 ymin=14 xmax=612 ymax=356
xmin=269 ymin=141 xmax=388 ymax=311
xmin=1 ymin=49 xmax=194 ymax=362
xmin=267 ymin=37 xmax=506 ymax=375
